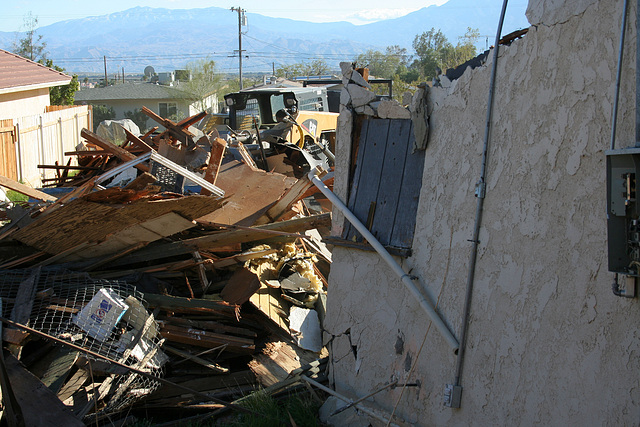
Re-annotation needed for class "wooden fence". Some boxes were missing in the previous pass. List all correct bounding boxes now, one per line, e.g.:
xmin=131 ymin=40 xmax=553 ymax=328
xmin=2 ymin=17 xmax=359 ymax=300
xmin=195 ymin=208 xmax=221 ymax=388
xmin=2 ymin=105 xmax=92 ymax=187
xmin=0 ymin=119 xmax=18 ymax=180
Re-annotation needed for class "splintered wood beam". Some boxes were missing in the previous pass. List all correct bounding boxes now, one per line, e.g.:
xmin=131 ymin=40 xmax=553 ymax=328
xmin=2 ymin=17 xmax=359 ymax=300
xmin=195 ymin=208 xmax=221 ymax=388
xmin=37 ymin=165 xmax=102 ymax=171
xmin=123 ymin=127 xmax=153 ymax=153
xmin=159 ymin=324 xmax=255 ymax=354
xmin=108 ymin=213 xmax=332 ymax=267
xmin=124 ymin=129 xmax=153 ymax=152
xmin=255 ymin=166 xmax=326 ymax=225
xmin=80 ymin=129 xmax=149 ymax=172
xmin=177 ymin=111 xmax=207 ymax=129
xmin=64 ymin=150 xmax=111 ymax=156
xmin=0 ymin=174 xmax=57 ymax=202
xmin=141 ymin=126 xmax=159 ymax=141
xmin=200 ymin=137 xmax=227 ymax=195
xmin=236 ymin=142 xmax=258 ymax=170
xmin=142 ymin=106 xmax=194 ymax=138
xmin=143 ymin=293 xmax=238 ymax=317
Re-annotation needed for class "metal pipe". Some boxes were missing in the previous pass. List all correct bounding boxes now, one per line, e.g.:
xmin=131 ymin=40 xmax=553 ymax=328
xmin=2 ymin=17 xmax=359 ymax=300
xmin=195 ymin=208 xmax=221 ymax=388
xmin=611 ymin=0 xmax=630 ymax=150
xmin=453 ymin=0 xmax=508 ymax=388
xmin=308 ymin=169 xmax=459 ymax=352
xmin=636 ymin=0 xmax=640 ymax=144
xmin=300 ymin=375 xmax=402 ymax=427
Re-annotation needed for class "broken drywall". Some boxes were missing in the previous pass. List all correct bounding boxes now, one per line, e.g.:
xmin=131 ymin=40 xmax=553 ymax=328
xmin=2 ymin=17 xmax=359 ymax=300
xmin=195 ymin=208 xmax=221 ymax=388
xmin=324 ymin=0 xmax=640 ymax=425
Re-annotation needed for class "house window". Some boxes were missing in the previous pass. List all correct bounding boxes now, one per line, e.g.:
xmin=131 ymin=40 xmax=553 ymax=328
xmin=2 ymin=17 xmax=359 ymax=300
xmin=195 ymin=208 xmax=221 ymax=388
xmin=159 ymin=102 xmax=177 ymax=120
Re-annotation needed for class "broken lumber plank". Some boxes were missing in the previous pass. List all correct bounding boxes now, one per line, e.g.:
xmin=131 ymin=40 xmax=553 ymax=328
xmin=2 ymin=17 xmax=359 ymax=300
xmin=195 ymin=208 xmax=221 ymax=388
xmin=109 ymin=213 xmax=331 ymax=267
xmin=64 ymin=149 xmax=110 ymax=156
xmin=221 ymin=268 xmax=261 ymax=305
xmin=249 ymin=284 xmax=290 ymax=333
xmin=123 ymin=127 xmax=153 ymax=153
xmin=249 ymin=341 xmax=324 ymax=387
xmin=187 ymin=212 xmax=331 ymax=251
xmin=164 ymin=317 xmax=257 ymax=338
xmin=211 ymin=247 xmax=278 ymax=269
xmin=80 ymin=129 xmax=150 ymax=172
xmin=254 ymin=166 xmax=326 ymax=225
xmin=142 ymin=106 xmax=194 ymax=144
xmin=9 ymin=266 xmax=40 ymax=324
xmin=37 ymin=164 xmax=102 ymax=171
xmin=164 ymin=345 xmax=228 ymax=373
xmin=236 ymin=142 xmax=258 ymax=170
xmin=123 ymin=171 xmax=158 ymax=191
xmin=3 ymin=353 xmax=85 ymax=426
xmin=200 ymin=137 xmax=227 ymax=195
xmin=141 ymin=126 xmax=159 ymax=141
xmin=177 ymin=111 xmax=207 ymax=129
xmin=144 ymin=293 xmax=238 ymax=317
xmin=37 ymin=347 xmax=79 ymax=394
xmin=159 ymin=324 xmax=255 ymax=354
xmin=56 ymin=368 xmax=89 ymax=403
xmin=0 ymin=174 xmax=57 ymax=202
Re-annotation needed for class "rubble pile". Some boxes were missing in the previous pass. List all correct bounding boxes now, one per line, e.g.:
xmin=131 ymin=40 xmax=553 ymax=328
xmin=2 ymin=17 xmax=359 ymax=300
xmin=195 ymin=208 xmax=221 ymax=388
xmin=0 ymin=107 xmax=334 ymax=425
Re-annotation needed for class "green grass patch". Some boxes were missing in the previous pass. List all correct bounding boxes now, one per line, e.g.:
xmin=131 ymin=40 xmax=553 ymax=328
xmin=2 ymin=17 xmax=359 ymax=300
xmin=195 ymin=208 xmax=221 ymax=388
xmin=225 ymin=390 xmax=322 ymax=427
xmin=6 ymin=189 xmax=28 ymax=202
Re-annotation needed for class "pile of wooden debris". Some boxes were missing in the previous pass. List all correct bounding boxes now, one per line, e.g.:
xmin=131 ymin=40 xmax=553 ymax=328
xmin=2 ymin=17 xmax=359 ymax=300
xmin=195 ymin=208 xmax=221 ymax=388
xmin=0 ymin=108 xmax=334 ymax=426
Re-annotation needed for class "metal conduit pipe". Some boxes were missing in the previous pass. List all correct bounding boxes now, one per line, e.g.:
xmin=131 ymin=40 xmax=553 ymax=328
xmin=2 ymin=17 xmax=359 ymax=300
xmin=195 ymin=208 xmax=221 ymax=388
xmin=453 ymin=0 xmax=508 ymax=389
xmin=307 ymin=169 xmax=459 ymax=352
xmin=610 ymin=0 xmax=630 ymax=150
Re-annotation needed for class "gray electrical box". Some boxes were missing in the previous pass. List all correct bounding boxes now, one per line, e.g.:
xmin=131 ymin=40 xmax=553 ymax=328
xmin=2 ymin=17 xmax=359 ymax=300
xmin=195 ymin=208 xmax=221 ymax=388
xmin=606 ymin=147 xmax=640 ymax=296
xmin=443 ymin=384 xmax=462 ymax=408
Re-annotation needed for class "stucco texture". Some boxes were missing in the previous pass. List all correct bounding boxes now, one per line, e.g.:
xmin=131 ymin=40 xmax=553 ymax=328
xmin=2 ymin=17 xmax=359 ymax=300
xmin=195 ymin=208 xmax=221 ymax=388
xmin=324 ymin=0 xmax=640 ymax=425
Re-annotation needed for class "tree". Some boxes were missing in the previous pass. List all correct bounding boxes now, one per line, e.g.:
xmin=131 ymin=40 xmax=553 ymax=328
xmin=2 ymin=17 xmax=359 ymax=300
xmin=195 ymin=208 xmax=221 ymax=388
xmin=92 ymin=105 xmax=115 ymax=130
xmin=181 ymin=58 xmax=222 ymax=112
xmin=12 ymin=12 xmax=47 ymax=62
xmin=40 ymin=59 xmax=79 ymax=105
xmin=353 ymin=45 xmax=410 ymax=79
xmin=275 ymin=60 xmax=331 ymax=79
xmin=412 ymin=27 xmax=479 ymax=80
xmin=124 ymin=109 xmax=149 ymax=132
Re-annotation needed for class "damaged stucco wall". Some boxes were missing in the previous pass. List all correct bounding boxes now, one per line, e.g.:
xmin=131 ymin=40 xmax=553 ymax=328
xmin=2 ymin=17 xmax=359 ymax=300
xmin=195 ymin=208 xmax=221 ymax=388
xmin=324 ymin=0 xmax=640 ymax=425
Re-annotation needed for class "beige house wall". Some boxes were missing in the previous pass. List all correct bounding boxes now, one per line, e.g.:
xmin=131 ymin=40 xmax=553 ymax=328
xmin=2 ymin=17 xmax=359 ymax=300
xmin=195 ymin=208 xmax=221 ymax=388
xmin=0 ymin=88 xmax=50 ymax=119
xmin=324 ymin=0 xmax=640 ymax=425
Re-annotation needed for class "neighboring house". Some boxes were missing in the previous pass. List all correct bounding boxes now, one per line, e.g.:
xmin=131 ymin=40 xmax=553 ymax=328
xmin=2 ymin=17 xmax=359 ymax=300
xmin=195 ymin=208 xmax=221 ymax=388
xmin=0 ymin=49 xmax=89 ymax=186
xmin=322 ymin=0 xmax=640 ymax=426
xmin=0 ymin=49 xmax=71 ymax=119
xmin=74 ymin=82 xmax=217 ymax=130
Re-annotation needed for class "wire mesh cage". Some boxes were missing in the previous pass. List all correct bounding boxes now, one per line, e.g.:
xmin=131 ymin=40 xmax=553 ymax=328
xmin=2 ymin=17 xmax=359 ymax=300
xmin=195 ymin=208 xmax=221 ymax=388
xmin=0 ymin=268 xmax=167 ymax=416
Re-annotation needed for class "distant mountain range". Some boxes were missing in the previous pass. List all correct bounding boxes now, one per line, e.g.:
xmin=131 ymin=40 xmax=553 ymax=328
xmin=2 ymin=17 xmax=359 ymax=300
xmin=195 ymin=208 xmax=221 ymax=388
xmin=0 ymin=0 xmax=530 ymax=74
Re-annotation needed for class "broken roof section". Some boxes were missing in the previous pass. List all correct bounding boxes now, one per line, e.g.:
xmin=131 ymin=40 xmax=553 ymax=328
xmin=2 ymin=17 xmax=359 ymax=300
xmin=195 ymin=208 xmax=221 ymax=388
xmin=0 ymin=49 xmax=71 ymax=94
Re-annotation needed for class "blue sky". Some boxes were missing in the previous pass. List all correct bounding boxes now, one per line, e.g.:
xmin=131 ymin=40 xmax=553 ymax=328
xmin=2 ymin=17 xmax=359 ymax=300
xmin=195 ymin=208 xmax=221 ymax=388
xmin=1 ymin=0 xmax=450 ymax=32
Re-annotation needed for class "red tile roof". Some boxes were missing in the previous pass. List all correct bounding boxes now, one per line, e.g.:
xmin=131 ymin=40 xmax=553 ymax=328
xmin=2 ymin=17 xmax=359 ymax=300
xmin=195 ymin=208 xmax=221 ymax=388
xmin=0 ymin=49 xmax=72 ymax=94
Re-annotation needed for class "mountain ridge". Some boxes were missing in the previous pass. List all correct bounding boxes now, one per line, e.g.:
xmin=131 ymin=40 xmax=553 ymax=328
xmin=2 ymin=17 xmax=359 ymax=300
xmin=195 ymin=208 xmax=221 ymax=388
xmin=0 ymin=0 xmax=529 ymax=74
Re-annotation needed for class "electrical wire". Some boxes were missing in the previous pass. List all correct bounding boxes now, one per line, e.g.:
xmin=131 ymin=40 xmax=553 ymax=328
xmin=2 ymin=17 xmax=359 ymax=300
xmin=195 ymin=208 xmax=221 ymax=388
xmin=385 ymin=227 xmax=455 ymax=426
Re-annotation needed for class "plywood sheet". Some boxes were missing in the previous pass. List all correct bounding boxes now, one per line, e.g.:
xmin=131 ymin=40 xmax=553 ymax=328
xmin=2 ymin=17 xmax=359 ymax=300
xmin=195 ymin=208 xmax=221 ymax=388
xmin=249 ymin=284 xmax=289 ymax=333
xmin=12 ymin=191 xmax=224 ymax=255
xmin=199 ymin=160 xmax=297 ymax=226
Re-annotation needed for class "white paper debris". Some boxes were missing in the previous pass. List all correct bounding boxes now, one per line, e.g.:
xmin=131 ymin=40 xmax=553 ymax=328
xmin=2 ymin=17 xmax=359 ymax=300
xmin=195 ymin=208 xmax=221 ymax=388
xmin=73 ymin=288 xmax=129 ymax=342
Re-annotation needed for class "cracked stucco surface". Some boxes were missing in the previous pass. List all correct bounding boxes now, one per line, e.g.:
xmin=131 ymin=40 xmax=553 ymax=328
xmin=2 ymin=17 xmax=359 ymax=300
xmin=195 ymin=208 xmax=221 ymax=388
xmin=324 ymin=0 xmax=640 ymax=425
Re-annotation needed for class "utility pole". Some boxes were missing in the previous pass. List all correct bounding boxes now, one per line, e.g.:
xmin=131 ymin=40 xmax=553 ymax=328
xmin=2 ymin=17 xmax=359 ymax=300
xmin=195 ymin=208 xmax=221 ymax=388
xmin=230 ymin=7 xmax=246 ymax=89
xmin=103 ymin=56 xmax=108 ymax=87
